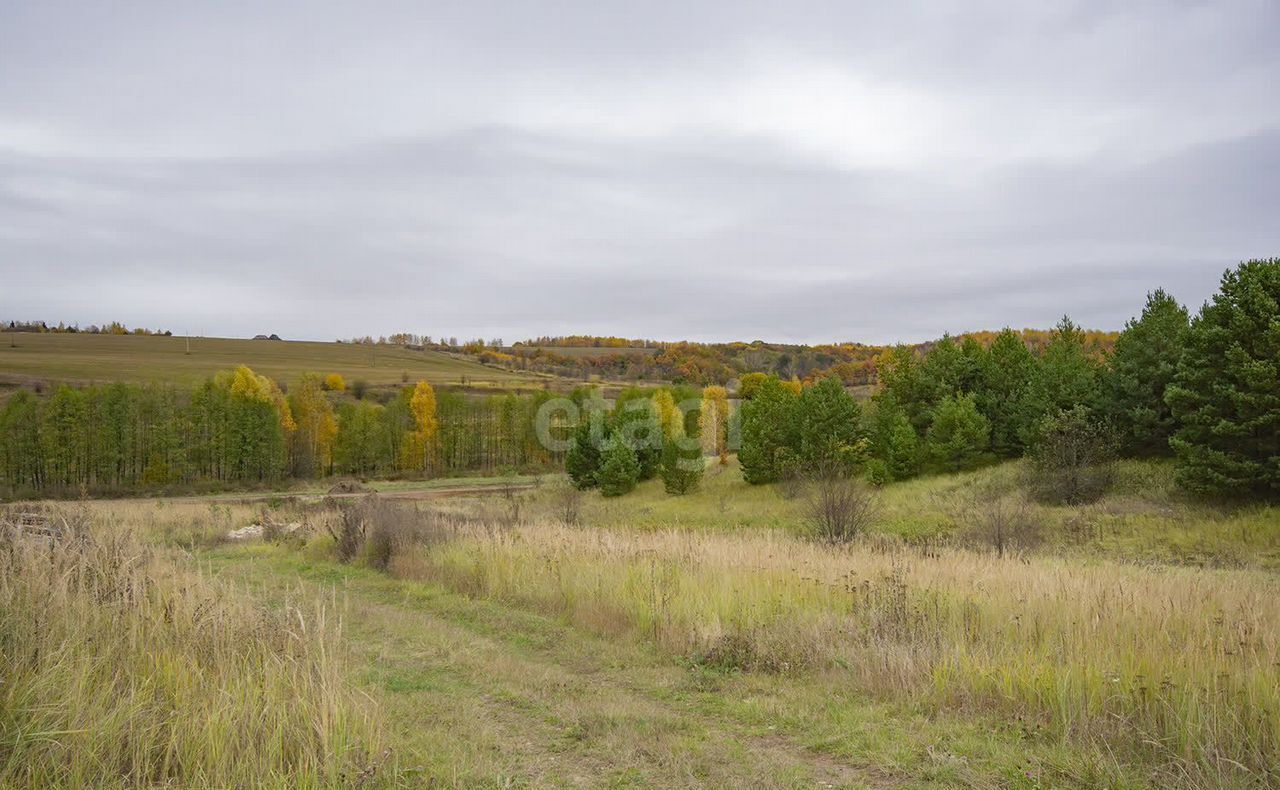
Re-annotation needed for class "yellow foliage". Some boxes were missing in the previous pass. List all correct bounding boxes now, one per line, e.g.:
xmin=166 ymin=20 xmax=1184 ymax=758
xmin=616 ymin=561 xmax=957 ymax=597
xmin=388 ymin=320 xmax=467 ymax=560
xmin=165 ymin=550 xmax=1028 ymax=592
xmin=229 ymin=365 xmax=295 ymax=435
xmin=402 ymin=380 xmax=439 ymax=472
xmin=410 ymin=380 xmax=438 ymax=440
xmin=324 ymin=373 xmax=346 ymax=392
xmin=699 ymin=386 xmax=730 ymax=463
xmin=651 ymin=389 xmax=680 ymax=440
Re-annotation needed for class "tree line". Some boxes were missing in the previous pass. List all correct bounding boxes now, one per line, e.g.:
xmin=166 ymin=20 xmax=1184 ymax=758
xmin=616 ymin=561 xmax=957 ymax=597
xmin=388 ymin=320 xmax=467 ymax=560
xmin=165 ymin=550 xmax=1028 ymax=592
xmin=0 ymin=367 xmax=565 ymax=497
xmin=734 ymin=258 xmax=1280 ymax=500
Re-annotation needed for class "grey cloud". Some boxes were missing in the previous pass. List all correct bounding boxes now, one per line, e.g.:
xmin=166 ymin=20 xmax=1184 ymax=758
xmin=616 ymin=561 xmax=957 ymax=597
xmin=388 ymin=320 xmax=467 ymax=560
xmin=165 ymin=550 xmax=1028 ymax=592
xmin=1 ymin=1 xmax=1278 ymax=343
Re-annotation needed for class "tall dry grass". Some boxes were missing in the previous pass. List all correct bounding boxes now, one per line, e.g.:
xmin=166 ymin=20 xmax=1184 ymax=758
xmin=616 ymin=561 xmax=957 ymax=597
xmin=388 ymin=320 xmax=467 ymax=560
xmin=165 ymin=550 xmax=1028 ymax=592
xmin=0 ymin=510 xmax=386 ymax=788
xmin=384 ymin=517 xmax=1279 ymax=784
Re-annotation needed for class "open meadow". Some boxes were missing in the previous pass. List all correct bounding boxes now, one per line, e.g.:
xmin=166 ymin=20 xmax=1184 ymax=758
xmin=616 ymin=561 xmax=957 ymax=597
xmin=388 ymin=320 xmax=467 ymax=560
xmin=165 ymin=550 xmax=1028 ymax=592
xmin=0 ymin=333 xmax=547 ymax=392
xmin=6 ymin=458 xmax=1276 ymax=788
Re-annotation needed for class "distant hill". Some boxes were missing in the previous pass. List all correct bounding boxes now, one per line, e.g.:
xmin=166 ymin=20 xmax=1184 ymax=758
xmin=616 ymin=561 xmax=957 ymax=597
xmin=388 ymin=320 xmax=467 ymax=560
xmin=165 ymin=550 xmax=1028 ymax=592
xmin=0 ymin=333 xmax=553 ymax=391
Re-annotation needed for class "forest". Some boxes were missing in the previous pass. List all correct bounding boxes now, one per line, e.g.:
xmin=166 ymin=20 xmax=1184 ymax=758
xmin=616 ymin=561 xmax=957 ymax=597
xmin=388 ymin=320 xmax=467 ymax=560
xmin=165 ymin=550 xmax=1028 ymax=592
xmin=564 ymin=259 xmax=1280 ymax=502
xmin=2 ymin=258 xmax=1277 ymax=502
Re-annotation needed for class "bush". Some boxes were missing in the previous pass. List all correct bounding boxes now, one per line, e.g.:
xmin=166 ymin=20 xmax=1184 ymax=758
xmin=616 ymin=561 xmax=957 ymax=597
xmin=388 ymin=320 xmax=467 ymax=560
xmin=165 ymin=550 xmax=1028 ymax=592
xmin=1027 ymin=406 xmax=1117 ymax=505
xmin=865 ymin=458 xmax=890 ymax=487
xmin=804 ymin=471 xmax=880 ymax=544
xmin=598 ymin=435 xmax=641 ymax=497
xmin=338 ymin=497 xmax=448 ymax=571
xmin=550 ymin=478 xmax=584 ymax=525
xmin=327 ymin=499 xmax=368 ymax=562
xmin=942 ymin=484 xmax=1041 ymax=557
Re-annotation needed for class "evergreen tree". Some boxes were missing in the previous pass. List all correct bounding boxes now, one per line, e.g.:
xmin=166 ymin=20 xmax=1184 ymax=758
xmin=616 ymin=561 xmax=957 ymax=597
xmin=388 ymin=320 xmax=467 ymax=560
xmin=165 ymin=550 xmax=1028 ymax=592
xmin=875 ymin=346 xmax=933 ymax=435
xmin=884 ymin=411 xmax=921 ymax=481
xmin=660 ymin=432 xmax=704 ymax=495
xmin=976 ymin=329 xmax=1039 ymax=456
xmin=598 ymin=434 xmax=641 ymax=497
xmin=926 ymin=393 xmax=991 ymax=472
xmin=797 ymin=376 xmax=863 ymax=474
xmin=611 ymin=388 xmax=662 ymax=480
xmin=1102 ymin=289 xmax=1189 ymax=456
xmin=1037 ymin=316 xmax=1102 ymax=413
xmin=565 ymin=418 xmax=606 ymax=489
xmin=1166 ymin=259 xmax=1280 ymax=497
xmin=738 ymin=376 xmax=800 ymax=484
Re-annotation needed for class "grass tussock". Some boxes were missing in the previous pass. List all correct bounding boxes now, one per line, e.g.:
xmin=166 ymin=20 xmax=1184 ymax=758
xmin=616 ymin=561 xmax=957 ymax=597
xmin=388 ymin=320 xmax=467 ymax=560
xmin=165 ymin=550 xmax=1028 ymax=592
xmin=382 ymin=516 xmax=1280 ymax=785
xmin=0 ymin=511 xmax=386 ymax=788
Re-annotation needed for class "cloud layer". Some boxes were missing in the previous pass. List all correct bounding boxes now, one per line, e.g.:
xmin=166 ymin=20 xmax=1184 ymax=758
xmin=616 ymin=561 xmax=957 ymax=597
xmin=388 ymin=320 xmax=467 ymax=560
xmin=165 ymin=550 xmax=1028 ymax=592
xmin=2 ymin=1 xmax=1278 ymax=343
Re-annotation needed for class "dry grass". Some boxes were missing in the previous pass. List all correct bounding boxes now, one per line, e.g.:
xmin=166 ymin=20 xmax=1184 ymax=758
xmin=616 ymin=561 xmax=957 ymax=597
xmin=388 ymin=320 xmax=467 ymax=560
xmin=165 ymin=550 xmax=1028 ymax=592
xmin=0 ymin=508 xmax=387 ymax=788
xmin=379 ymin=516 xmax=1279 ymax=785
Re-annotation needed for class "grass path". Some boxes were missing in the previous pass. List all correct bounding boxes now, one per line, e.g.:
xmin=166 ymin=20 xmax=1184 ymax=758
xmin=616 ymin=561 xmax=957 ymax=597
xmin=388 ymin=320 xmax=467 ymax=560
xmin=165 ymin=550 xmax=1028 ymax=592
xmin=203 ymin=545 xmax=1122 ymax=788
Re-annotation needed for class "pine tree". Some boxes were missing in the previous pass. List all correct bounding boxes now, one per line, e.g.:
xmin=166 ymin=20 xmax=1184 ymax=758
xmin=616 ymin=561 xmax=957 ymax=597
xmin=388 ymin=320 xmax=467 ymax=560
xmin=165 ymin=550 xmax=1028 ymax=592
xmin=738 ymin=376 xmax=800 ymax=484
xmin=565 ymin=418 xmax=606 ymax=489
xmin=875 ymin=345 xmax=933 ymax=435
xmin=598 ymin=434 xmax=640 ymax=497
xmin=1038 ymin=316 xmax=1102 ymax=413
xmin=660 ymin=434 xmax=704 ymax=495
xmin=884 ymin=411 xmax=921 ymax=481
xmin=926 ymin=393 xmax=991 ymax=472
xmin=797 ymin=376 xmax=863 ymax=474
xmin=976 ymin=329 xmax=1038 ymax=456
xmin=611 ymin=389 xmax=662 ymax=480
xmin=1102 ymin=289 xmax=1189 ymax=456
xmin=1166 ymin=259 xmax=1280 ymax=497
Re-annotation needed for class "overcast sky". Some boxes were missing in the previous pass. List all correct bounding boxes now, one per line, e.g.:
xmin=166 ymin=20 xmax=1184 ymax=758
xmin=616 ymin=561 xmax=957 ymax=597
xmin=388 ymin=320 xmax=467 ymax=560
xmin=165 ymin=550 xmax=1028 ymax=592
xmin=2 ymin=1 xmax=1277 ymax=344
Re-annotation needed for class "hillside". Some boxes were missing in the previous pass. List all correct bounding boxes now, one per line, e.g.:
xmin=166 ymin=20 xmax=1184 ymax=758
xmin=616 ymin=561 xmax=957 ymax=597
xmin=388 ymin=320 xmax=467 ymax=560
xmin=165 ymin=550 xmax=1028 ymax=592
xmin=0 ymin=332 xmax=549 ymax=391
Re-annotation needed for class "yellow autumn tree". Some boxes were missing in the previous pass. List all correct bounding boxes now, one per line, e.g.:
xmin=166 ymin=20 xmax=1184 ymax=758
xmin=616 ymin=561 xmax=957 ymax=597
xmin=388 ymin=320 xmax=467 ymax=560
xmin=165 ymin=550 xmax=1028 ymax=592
xmin=230 ymin=365 xmax=295 ymax=437
xmin=398 ymin=380 xmax=439 ymax=472
xmin=651 ymin=389 xmax=680 ymax=440
xmin=289 ymin=372 xmax=337 ymax=477
xmin=323 ymin=373 xmax=346 ymax=392
xmin=699 ymin=385 xmax=730 ymax=464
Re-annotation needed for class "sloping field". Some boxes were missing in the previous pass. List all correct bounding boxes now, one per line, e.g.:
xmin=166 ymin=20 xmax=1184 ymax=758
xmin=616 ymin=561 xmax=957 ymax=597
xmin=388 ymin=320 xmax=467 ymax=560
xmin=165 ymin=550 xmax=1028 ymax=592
xmin=0 ymin=333 xmax=546 ymax=388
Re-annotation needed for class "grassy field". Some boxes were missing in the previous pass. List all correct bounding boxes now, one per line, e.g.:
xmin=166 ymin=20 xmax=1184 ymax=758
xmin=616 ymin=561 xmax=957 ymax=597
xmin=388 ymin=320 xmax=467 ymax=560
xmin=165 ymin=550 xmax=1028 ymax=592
xmin=11 ymin=459 xmax=1274 ymax=787
xmin=0 ymin=332 xmax=550 ymax=389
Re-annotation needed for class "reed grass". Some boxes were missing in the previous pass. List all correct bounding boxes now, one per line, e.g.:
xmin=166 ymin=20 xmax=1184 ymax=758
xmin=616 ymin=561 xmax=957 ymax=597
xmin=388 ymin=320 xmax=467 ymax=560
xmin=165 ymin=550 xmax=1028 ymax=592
xmin=0 ymin=512 xmax=386 ymax=788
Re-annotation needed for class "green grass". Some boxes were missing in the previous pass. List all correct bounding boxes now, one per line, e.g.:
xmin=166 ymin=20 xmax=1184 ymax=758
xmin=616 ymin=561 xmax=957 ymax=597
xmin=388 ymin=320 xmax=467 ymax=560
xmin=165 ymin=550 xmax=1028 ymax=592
xmin=204 ymin=543 xmax=1148 ymax=788
xmin=0 ymin=332 xmax=551 ymax=389
xmin=570 ymin=457 xmax=1280 ymax=570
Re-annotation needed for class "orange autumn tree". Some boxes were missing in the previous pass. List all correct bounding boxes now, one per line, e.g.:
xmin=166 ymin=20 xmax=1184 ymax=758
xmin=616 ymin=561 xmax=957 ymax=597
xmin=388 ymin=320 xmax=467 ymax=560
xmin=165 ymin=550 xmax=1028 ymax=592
xmin=398 ymin=380 xmax=439 ymax=472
